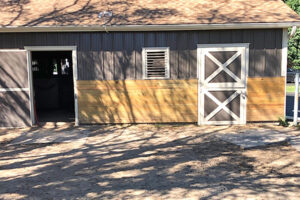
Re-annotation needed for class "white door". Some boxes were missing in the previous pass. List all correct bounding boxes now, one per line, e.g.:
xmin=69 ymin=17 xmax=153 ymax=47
xmin=197 ymin=44 xmax=249 ymax=125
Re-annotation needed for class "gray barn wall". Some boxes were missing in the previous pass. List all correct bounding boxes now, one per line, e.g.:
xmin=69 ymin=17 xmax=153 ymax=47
xmin=0 ymin=51 xmax=31 ymax=127
xmin=0 ymin=29 xmax=282 ymax=80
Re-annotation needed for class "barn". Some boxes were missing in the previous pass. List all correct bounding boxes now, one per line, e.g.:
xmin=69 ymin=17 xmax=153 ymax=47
xmin=0 ymin=0 xmax=300 ymax=127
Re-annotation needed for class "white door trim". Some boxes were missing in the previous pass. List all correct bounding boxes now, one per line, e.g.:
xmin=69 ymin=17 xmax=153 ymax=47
xmin=24 ymin=46 xmax=79 ymax=126
xmin=26 ymin=51 xmax=35 ymax=126
xmin=197 ymin=43 xmax=249 ymax=125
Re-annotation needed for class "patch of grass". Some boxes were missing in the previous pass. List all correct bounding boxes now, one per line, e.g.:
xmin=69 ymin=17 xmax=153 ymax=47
xmin=286 ymin=85 xmax=300 ymax=93
xmin=278 ymin=117 xmax=289 ymax=127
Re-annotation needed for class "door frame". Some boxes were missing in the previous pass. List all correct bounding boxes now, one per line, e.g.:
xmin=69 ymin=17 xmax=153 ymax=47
xmin=197 ymin=43 xmax=249 ymax=125
xmin=24 ymin=46 xmax=79 ymax=126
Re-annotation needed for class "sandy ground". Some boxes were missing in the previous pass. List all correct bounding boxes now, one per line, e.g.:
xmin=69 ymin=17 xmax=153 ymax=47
xmin=0 ymin=123 xmax=299 ymax=200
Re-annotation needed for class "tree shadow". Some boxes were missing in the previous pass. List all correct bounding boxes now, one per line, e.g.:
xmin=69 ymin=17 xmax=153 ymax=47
xmin=0 ymin=0 xmax=299 ymax=27
xmin=0 ymin=125 xmax=299 ymax=199
xmin=0 ymin=51 xmax=31 ymax=127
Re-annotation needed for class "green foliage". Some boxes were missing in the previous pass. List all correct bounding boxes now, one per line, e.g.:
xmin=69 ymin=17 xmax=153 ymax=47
xmin=284 ymin=0 xmax=300 ymax=13
xmin=284 ymin=0 xmax=300 ymax=69
xmin=278 ymin=117 xmax=289 ymax=127
xmin=288 ymin=29 xmax=300 ymax=69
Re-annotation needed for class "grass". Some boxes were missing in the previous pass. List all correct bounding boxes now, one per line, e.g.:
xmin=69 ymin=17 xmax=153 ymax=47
xmin=286 ymin=85 xmax=300 ymax=93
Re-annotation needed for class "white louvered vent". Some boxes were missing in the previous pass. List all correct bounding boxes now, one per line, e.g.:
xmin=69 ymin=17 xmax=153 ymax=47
xmin=143 ymin=47 xmax=170 ymax=79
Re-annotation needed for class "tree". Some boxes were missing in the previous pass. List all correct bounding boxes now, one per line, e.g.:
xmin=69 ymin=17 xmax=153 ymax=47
xmin=284 ymin=0 xmax=300 ymax=69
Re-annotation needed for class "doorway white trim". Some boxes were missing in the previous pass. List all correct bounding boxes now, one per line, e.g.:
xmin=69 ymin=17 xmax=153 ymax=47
xmin=24 ymin=46 xmax=79 ymax=126
xmin=197 ymin=43 xmax=249 ymax=125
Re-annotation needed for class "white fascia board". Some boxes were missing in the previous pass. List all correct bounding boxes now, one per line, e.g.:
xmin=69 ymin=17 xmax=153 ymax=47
xmin=0 ymin=22 xmax=300 ymax=32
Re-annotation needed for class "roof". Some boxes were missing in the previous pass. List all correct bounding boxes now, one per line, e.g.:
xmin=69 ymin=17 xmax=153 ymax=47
xmin=0 ymin=0 xmax=299 ymax=31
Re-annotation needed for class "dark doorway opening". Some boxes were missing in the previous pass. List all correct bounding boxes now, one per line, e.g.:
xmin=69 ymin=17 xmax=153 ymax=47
xmin=31 ymin=51 xmax=75 ymax=123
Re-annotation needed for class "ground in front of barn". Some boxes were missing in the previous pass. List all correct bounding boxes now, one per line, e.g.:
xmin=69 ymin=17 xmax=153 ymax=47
xmin=0 ymin=123 xmax=299 ymax=200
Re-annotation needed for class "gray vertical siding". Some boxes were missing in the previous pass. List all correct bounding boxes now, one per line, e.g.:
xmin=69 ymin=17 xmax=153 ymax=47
xmin=0 ymin=29 xmax=283 ymax=80
xmin=0 ymin=51 xmax=31 ymax=127
xmin=0 ymin=51 xmax=28 ymax=88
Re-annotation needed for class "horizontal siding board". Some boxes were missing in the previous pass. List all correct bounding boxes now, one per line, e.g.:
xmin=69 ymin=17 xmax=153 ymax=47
xmin=247 ymin=77 xmax=285 ymax=121
xmin=77 ymin=79 xmax=198 ymax=123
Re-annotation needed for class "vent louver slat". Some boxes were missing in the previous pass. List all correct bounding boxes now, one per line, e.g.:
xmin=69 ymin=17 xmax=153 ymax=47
xmin=145 ymin=50 xmax=168 ymax=78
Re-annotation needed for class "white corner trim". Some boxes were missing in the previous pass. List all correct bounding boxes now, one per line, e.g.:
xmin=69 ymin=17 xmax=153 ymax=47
xmin=282 ymin=29 xmax=289 ymax=76
xmin=282 ymin=28 xmax=289 ymax=118
xmin=1 ymin=22 xmax=300 ymax=32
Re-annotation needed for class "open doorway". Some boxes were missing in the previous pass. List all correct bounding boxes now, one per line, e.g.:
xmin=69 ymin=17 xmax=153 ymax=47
xmin=31 ymin=51 xmax=75 ymax=123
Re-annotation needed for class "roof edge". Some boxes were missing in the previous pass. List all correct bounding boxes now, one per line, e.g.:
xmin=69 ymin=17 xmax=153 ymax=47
xmin=0 ymin=22 xmax=299 ymax=32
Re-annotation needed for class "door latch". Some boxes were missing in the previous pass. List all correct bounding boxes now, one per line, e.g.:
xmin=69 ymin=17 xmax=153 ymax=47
xmin=241 ymin=91 xmax=247 ymax=99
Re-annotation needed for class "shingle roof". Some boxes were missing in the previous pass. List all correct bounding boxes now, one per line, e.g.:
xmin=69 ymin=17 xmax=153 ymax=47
xmin=0 ymin=0 xmax=299 ymax=27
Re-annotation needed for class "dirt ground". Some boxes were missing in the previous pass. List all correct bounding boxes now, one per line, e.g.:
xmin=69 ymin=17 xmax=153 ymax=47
xmin=0 ymin=123 xmax=299 ymax=200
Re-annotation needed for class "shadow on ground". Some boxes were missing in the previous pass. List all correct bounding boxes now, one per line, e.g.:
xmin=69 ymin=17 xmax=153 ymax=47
xmin=0 ymin=124 xmax=299 ymax=199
